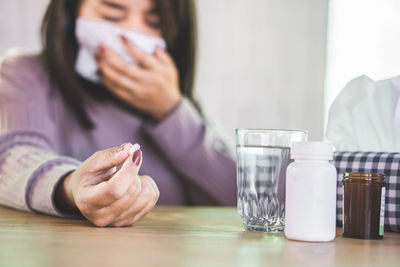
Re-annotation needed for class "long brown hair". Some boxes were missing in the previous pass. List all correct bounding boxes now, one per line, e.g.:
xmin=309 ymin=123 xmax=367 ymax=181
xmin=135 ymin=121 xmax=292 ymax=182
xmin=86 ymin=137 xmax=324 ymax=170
xmin=40 ymin=0 xmax=198 ymax=129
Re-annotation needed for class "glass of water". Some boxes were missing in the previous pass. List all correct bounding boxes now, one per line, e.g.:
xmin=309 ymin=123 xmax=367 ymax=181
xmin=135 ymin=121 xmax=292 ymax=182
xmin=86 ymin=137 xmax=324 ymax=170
xmin=236 ymin=129 xmax=308 ymax=233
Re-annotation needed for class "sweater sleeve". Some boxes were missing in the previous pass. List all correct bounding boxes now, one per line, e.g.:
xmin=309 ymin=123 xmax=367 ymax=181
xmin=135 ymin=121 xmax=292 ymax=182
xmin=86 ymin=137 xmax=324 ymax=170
xmin=0 ymin=52 xmax=81 ymax=216
xmin=142 ymin=98 xmax=237 ymax=206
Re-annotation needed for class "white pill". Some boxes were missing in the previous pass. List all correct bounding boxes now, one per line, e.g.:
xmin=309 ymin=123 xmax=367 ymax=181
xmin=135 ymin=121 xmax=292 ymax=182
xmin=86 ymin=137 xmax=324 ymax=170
xmin=129 ymin=143 xmax=141 ymax=155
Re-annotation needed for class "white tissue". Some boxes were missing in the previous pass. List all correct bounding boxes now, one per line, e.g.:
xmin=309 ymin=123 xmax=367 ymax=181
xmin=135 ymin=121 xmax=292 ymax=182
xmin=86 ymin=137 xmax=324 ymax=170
xmin=74 ymin=17 xmax=167 ymax=83
xmin=326 ymin=75 xmax=400 ymax=152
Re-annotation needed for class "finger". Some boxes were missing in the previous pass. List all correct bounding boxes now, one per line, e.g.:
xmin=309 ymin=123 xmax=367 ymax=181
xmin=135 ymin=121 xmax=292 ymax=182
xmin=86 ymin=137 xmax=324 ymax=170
xmin=98 ymin=58 xmax=142 ymax=94
xmin=99 ymin=74 xmax=135 ymax=102
xmin=111 ymin=199 xmax=153 ymax=227
xmin=98 ymin=45 xmax=148 ymax=81
xmin=94 ymin=175 xmax=154 ymax=227
xmin=86 ymin=143 xmax=134 ymax=173
xmin=89 ymin=149 xmax=143 ymax=206
xmin=154 ymin=47 xmax=174 ymax=66
xmin=110 ymin=194 xmax=149 ymax=227
xmin=128 ymin=177 xmax=160 ymax=225
xmin=100 ymin=72 xmax=138 ymax=102
xmin=120 ymin=35 xmax=159 ymax=69
xmin=140 ymin=175 xmax=160 ymax=197
xmin=83 ymin=165 xmax=118 ymax=187
xmin=92 ymin=181 xmax=142 ymax=220
xmin=111 ymin=177 xmax=159 ymax=227
xmin=100 ymin=75 xmax=121 ymax=93
xmin=100 ymin=76 xmax=144 ymax=110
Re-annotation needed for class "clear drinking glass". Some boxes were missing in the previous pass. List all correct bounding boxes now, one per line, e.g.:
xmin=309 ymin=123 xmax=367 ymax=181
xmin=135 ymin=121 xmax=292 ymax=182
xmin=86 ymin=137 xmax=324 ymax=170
xmin=236 ymin=129 xmax=308 ymax=233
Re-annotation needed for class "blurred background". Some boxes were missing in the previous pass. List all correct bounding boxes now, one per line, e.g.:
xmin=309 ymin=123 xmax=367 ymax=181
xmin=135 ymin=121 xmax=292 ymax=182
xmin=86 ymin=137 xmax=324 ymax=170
xmin=1 ymin=0 xmax=399 ymax=141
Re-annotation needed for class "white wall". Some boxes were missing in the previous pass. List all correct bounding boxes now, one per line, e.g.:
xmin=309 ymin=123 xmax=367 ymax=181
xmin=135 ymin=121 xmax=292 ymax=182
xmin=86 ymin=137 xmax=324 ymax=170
xmin=195 ymin=0 xmax=328 ymax=140
xmin=0 ymin=0 xmax=48 ymax=54
xmin=0 ymin=0 xmax=329 ymax=141
xmin=325 ymin=0 xmax=400 ymax=127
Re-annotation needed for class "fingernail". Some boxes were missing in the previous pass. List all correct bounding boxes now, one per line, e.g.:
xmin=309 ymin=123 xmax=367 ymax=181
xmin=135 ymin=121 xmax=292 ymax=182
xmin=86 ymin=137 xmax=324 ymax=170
xmin=98 ymin=44 xmax=105 ymax=54
xmin=120 ymin=34 xmax=128 ymax=43
xmin=95 ymin=53 xmax=101 ymax=62
xmin=116 ymin=143 xmax=128 ymax=153
xmin=132 ymin=150 xmax=142 ymax=166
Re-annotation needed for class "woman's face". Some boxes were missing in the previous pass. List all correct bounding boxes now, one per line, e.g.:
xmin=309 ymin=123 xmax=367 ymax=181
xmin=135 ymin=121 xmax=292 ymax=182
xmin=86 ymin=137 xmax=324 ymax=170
xmin=79 ymin=0 xmax=162 ymax=38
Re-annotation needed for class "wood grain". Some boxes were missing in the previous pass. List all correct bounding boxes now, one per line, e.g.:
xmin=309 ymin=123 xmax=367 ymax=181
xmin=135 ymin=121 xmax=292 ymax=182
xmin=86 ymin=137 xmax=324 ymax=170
xmin=0 ymin=206 xmax=399 ymax=267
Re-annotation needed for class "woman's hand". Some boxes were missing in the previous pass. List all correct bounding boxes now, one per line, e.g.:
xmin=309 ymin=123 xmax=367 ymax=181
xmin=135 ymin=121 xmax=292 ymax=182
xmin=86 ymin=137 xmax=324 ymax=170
xmin=55 ymin=143 xmax=159 ymax=227
xmin=96 ymin=35 xmax=181 ymax=121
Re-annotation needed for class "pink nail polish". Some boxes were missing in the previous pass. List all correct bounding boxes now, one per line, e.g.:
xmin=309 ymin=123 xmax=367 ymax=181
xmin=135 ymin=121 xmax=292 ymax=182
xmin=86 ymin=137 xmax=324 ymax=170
xmin=132 ymin=150 xmax=142 ymax=166
xmin=116 ymin=143 xmax=128 ymax=153
xmin=95 ymin=53 xmax=101 ymax=62
xmin=98 ymin=44 xmax=105 ymax=54
xmin=120 ymin=34 xmax=128 ymax=43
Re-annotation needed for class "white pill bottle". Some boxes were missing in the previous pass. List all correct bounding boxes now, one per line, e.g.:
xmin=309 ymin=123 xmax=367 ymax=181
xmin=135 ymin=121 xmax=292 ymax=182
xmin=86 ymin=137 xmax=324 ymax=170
xmin=285 ymin=141 xmax=337 ymax=242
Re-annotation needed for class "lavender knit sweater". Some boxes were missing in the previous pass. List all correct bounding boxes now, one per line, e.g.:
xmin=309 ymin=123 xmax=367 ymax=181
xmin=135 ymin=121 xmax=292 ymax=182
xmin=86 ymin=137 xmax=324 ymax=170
xmin=0 ymin=51 xmax=237 ymax=217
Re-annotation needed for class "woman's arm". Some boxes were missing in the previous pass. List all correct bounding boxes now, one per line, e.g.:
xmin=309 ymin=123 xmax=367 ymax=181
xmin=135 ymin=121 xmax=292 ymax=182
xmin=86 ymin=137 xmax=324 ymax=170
xmin=93 ymin=38 xmax=237 ymax=205
xmin=0 ymin=54 xmax=159 ymax=225
xmin=142 ymin=98 xmax=237 ymax=206
xmin=0 ymin=53 xmax=81 ymax=216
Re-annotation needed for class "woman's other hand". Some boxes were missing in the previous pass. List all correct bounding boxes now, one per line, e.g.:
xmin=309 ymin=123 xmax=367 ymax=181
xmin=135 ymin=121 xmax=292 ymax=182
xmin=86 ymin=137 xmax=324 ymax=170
xmin=96 ymin=36 xmax=181 ymax=121
xmin=55 ymin=143 xmax=159 ymax=227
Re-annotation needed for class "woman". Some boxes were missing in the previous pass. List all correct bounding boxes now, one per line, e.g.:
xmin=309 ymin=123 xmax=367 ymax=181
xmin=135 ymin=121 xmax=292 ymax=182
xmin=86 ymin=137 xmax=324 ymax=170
xmin=0 ymin=0 xmax=236 ymax=227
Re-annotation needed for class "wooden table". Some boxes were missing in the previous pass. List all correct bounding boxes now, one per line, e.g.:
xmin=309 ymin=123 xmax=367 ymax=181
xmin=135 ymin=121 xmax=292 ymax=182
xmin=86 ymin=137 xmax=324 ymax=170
xmin=0 ymin=206 xmax=399 ymax=267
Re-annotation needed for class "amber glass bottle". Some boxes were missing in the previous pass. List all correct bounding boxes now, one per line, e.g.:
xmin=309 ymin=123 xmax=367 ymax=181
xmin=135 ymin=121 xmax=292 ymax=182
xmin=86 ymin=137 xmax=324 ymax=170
xmin=342 ymin=173 xmax=385 ymax=239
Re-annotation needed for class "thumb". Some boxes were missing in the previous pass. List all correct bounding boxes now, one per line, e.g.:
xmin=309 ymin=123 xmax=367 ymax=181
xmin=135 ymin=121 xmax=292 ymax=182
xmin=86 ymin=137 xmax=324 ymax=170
xmin=105 ymin=147 xmax=143 ymax=193
xmin=89 ymin=143 xmax=138 ymax=172
xmin=112 ymin=147 xmax=143 ymax=181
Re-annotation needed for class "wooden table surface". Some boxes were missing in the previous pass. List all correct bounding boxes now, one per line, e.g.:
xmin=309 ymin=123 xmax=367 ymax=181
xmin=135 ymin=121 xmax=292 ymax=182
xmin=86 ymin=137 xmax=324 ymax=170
xmin=0 ymin=206 xmax=399 ymax=267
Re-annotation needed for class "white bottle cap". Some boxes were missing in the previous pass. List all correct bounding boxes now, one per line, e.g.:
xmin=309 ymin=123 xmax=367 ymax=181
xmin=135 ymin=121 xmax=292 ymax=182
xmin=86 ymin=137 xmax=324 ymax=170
xmin=290 ymin=141 xmax=334 ymax=160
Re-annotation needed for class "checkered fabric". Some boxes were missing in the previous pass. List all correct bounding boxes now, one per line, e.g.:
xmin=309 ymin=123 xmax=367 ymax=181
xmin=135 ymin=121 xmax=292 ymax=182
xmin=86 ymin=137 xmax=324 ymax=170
xmin=237 ymin=155 xmax=280 ymax=196
xmin=334 ymin=151 xmax=400 ymax=232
